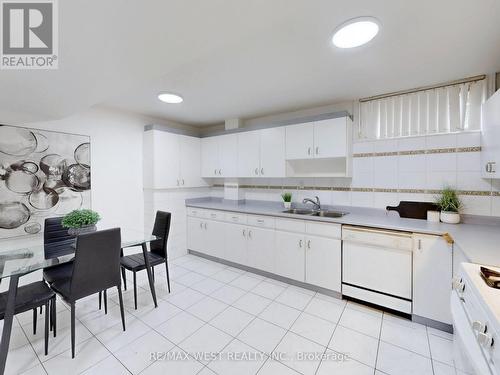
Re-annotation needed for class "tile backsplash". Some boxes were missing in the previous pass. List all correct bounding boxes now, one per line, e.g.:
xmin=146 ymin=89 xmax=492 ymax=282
xmin=212 ymin=131 xmax=500 ymax=217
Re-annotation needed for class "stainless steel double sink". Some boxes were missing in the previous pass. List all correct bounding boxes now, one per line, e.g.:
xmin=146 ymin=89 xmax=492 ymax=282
xmin=282 ymin=208 xmax=348 ymax=218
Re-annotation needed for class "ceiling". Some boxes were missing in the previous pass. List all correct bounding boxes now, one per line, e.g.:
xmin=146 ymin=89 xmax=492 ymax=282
xmin=1 ymin=0 xmax=500 ymax=127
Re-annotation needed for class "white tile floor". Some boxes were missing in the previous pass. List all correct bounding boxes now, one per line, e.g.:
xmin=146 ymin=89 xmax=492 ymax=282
xmin=4 ymin=254 xmax=467 ymax=375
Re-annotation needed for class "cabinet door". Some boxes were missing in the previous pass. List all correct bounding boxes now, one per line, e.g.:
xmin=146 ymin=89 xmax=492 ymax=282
xmin=305 ymin=236 xmax=341 ymax=292
xmin=275 ymin=231 xmax=305 ymax=281
xmin=201 ymin=137 xmax=219 ymax=177
xmin=260 ymin=127 xmax=286 ymax=177
xmin=247 ymin=227 xmax=275 ymax=273
xmin=205 ymin=220 xmax=225 ymax=258
xmin=285 ymin=123 xmax=314 ymax=160
xmin=224 ymin=223 xmax=248 ymax=265
xmin=179 ymin=135 xmax=204 ymax=187
xmin=313 ymin=118 xmax=347 ymax=158
xmin=187 ymin=217 xmax=204 ymax=252
xmin=413 ymin=234 xmax=452 ymax=324
xmin=154 ymin=131 xmax=180 ymax=188
xmin=481 ymin=90 xmax=500 ymax=178
xmin=237 ymin=131 xmax=261 ymax=177
xmin=219 ymin=134 xmax=238 ymax=177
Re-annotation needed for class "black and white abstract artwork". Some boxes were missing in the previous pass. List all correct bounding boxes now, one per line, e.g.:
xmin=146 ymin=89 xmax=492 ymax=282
xmin=0 ymin=125 xmax=91 ymax=239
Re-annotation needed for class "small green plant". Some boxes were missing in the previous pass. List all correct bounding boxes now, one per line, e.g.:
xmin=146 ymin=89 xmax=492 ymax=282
xmin=281 ymin=192 xmax=292 ymax=202
xmin=435 ymin=187 xmax=462 ymax=213
xmin=62 ymin=209 xmax=101 ymax=229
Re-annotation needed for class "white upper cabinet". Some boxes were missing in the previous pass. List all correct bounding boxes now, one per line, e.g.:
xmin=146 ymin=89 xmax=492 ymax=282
xmin=285 ymin=122 xmax=314 ymax=160
xmin=218 ymin=134 xmax=238 ymax=177
xmin=201 ymin=136 xmax=219 ymax=177
xmin=144 ymin=130 xmax=204 ymax=189
xmin=285 ymin=117 xmax=350 ymax=160
xmin=201 ymin=134 xmax=238 ymax=178
xmin=481 ymin=89 xmax=500 ymax=178
xmin=314 ymin=118 xmax=347 ymax=158
xmin=260 ymin=127 xmax=286 ymax=177
xmin=285 ymin=116 xmax=352 ymax=177
xmin=237 ymin=130 xmax=261 ymax=177
xmin=179 ymin=135 xmax=203 ymax=187
xmin=237 ymin=127 xmax=286 ymax=178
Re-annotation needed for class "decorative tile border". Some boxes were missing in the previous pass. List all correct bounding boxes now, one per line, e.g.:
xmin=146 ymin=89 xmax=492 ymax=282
xmin=353 ymin=146 xmax=481 ymax=158
xmin=210 ymin=184 xmax=495 ymax=197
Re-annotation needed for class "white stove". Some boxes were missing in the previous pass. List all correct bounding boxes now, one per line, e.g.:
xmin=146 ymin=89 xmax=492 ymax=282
xmin=452 ymin=263 xmax=500 ymax=375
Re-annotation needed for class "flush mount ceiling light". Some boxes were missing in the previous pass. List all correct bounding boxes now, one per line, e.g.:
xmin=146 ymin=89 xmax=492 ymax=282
xmin=158 ymin=92 xmax=183 ymax=104
xmin=332 ymin=17 xmax=380 ymax=48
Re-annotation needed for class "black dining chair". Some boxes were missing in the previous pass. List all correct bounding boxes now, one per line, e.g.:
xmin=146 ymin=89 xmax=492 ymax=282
xmin=50 ymin=228 xmax=126 ymax=358
xmin=42 ymin=217 xmax=75 ymax=284
xmin=0 ymin=281 xmax=56 ymax=355
xmin=120 ymin=211 xmax=171 ymax=309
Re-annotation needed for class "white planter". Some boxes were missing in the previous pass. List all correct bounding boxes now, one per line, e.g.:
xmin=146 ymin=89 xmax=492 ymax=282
xmin=283 ymin=201 xmax=292 ymax=209
xmin=440 ymin=211 xmax=460 ymax=224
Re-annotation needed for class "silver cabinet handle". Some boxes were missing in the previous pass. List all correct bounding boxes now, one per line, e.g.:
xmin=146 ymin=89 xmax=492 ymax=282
xmin=257 ymin=219 xmax=265 ymax=224
xmin=307 ymin=147 xmax=311 ymax=156
xmin=417 ymin=239 xmax=422 ymax=251
xmin=204 ymin=223 xmax=207 ymax=230
xmin=211 ymin=213 xmax=217 ymax=218
xmin=299 ymin=239 xmax=303 ymax=248
xmin=182 ymin=179 xmax=185 ymax=185
xmin=486 ymin=162 xmax=496 ymax=173
xmin=307 ymin=240 xmax=311 ymax=249
xmin=214 ymin=169 xmax=217 ymax=175
xmin=260 ymin=168 xmax=264 ymax=175
xmin=199 ymin=222 xmax=203 ymax=229
xmin=242 ymin=229 xmax=246 ymax=237
xmin=218 ymin=169 xmax=222 ymax=175
xmin=254 ymin=168 xmax=259 ymax=175
xmin=248 ymin=230 xmax=252 ymax=239
xmin=315 ymin=147 xmax=319 ymax=155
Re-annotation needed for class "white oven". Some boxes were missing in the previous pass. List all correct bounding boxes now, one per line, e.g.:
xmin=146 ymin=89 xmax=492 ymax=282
xmin=342 ymin=226 xmax=413 ymax=313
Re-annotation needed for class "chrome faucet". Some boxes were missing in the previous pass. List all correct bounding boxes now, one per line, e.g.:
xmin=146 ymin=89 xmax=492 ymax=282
xmin=303 ymin=196 xmax=321 ymax=210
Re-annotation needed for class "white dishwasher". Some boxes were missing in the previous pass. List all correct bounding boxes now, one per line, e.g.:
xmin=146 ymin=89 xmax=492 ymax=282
xmin=342 ymin=226 xmax=413 ymax=314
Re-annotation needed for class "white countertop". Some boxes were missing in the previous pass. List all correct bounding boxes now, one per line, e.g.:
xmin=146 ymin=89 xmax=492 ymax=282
xmin=185 ymin=198 xmax=500 ymax=267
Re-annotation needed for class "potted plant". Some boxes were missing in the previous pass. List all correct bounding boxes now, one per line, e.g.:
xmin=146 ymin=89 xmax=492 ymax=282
xmin=62 ymin=209 xmax=101 ymax=235
xmin=435 ymin=187 xmax=462 ymax=224
xmin=282 ymin=192 xmax=292 ymax=209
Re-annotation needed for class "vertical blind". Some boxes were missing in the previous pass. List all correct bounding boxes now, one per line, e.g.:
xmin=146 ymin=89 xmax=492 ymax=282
xmin=358 ymin=78 xmax=486 ymax=139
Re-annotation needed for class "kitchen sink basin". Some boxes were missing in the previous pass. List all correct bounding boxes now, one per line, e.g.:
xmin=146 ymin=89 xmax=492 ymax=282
xmin=282 ymin=209 xmax=316 ymax=215
xmin=282 ymin=209 xmax=348 ymax=217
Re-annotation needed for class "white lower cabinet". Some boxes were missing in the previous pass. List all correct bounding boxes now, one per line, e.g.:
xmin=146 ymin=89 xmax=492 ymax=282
xmin=224 ymin=223 xmax=248 ymax=264
xmin=275 ymin=231 xmax=305 ymax=281
xmin=187 ymin=217 xmax=204 ymax=252
xmin=186 ymin=216 xmax=224 ymax=258
xmin=247 ymin=227 xmax=275 ymax=273
xmin=413 ymin=234 xmax=452 ymax=324
xmin=305 ymin=236 xmax=341 ymax=292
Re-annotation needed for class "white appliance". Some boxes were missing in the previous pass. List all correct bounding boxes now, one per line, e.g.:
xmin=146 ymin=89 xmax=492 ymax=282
xmin=452 ymin=263 xmax=500 ymax=375
xmin=342 ymin=226 xmax=413 ymax=313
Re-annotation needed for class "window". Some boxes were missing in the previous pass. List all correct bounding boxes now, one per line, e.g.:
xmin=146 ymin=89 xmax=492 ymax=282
xmin=358 ymin=77 xmax=486 ymax=139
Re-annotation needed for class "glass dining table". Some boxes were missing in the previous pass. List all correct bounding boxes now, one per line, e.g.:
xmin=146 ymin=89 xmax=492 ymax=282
xmin=0 ymin=224 xmax=158 ymax=375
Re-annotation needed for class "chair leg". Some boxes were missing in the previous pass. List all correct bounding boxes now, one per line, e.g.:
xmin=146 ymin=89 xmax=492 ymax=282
xmin=103 ymin=290 xmax=108 ymax=314
xmin=70 ymin=302 xmax=75 ymax=359
xmin=52 ymin=297 xmax=57 ymax=338
xmin=117 ymin=286 xmax=126 ymax=331
xmin=133 ymin=272 xmax=137 ymax=310
xmin=98 ymin=291 xmax=102 ymax=310
xmin=32 ymin=308 xmax=37 ymax=335
xmin=152 ymin=266 xmax=155 ymax=282
xmin=121 ymin=267 xmax=127 ymax=291
xmin=165 ymin=260 xmax=171 ymax=293
xmin=44 ymin=302 xmax=49 ymax=356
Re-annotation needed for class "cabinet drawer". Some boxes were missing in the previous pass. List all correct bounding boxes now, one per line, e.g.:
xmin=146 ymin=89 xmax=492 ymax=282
xmin=187 ymin=207 xmax=207 ymax=218
xmin=275 ymin=218 xmax=305 ymax=233
xmin=225 ymin=212 xmax=247 ymax=224
xmin=247 ymin=215 xmax=275 ymax=229
xmin=206 ymin=210 xmax=226 ymax=221
xmin=306 ymin=222 xmax=341 ymax=239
